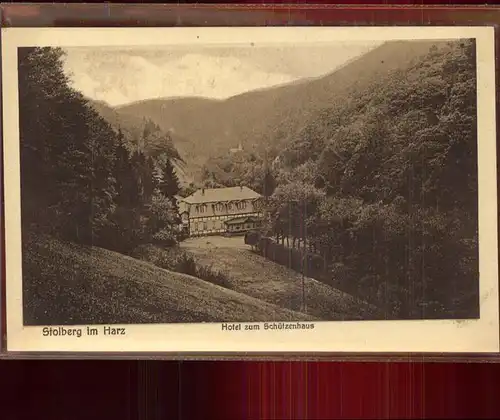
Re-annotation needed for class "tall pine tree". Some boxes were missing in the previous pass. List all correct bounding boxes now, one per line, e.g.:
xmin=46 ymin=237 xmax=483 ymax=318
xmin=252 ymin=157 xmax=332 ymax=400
xmin=159 ymin=159 xmax=180 ymax=199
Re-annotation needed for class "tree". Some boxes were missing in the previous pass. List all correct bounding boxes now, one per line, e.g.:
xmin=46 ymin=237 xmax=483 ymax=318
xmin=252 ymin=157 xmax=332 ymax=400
xmin=18 ymin=46 xmax=187 ymax=254
xmin=269 ymin=182 xmax=325 ymax=248
xmin=18 ymin=47 xmax=118 ymax=244
xmin=114 ymin=133 xmax=140 ymax=209
xmin=140 ymin=119 xmax=181 ymax=161
xmin=159 ymin=158 xmax=180 ymax=199
xmin=263 ymin=40 xmax=479 ymax=319
xmin=244 ymin=230 xmax=261 ymax=251
xmin=262 ymin=168 xmax=276 ymax=198
xmin=179 ymin=183 xmax=198 ymax=198
xmin=146 ymin=192 xmax=180 ymax=246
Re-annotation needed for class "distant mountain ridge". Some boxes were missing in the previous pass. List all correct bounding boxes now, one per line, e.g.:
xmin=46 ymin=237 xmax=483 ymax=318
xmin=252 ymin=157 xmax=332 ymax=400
xmin=99 ymin=39 xmax=457 ymax=179
xmin=88 ymin=98 xmax=194 ymax=185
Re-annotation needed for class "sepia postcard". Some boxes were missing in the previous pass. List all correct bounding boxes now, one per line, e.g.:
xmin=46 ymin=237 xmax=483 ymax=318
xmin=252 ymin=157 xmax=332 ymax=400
xmin=2 ymin=26 xmax=499 ymax=355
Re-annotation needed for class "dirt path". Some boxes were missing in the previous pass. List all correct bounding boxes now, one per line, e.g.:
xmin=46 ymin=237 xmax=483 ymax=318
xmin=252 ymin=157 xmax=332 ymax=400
xmin=180 ymin=236 xmax=380 ymax=321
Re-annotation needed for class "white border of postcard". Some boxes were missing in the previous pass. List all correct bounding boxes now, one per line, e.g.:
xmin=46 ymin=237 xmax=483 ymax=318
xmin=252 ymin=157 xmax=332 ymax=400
xmin=2 ymin=26 xmax=499 ymax=353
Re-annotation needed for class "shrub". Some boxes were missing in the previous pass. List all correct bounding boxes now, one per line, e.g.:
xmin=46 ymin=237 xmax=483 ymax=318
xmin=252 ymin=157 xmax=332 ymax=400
xmin=244 ymin=230 xmax=261 ymax=248
xmin=195 ymin=263 xmax=231 ymax=288
xmin=151 ymin=228 xmax=177 ymax=247
xmin=132 ymin=245 xmax=232 ymax=290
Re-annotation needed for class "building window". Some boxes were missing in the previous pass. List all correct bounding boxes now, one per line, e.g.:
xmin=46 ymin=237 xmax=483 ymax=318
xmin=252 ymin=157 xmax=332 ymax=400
xmin=203 ymin=222 xmax=207 ymax=230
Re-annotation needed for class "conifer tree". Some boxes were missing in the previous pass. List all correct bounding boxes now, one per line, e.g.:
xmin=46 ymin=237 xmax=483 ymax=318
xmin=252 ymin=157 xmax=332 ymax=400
xmin=18 ymin=46 xmax=117 ymax=244
xmin=159 ymin=158 xmax=180 ymax=199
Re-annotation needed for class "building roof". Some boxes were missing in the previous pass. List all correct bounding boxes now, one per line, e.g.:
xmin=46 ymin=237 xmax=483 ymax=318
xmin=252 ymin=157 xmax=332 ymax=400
xmin=224 ymin=215 xmax=262 ymax=225
xmin=184 ymin=186 xmax=261 ymax=204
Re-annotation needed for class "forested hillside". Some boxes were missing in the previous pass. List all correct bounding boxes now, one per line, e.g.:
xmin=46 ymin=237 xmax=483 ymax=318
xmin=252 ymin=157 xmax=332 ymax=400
xmin=88 ymin=99 xmax=192 ymax=185
xmin=249 ymin=39 xmax=479 ymax=319
xmin=117 ymin=40 xmax=452 ymax=177
xmin=19 ymin=47 xmax=183 ymax=254
xmin=196 ymin=38 xmax=479 ymax=320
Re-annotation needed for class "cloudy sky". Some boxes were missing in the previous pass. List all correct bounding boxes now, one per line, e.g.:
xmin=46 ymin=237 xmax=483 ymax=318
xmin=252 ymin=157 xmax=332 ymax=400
xmin=63 ymin=42 xmax=382 ymax=106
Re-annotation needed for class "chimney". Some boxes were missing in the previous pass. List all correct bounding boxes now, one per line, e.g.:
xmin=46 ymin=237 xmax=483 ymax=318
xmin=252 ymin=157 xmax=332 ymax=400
xmin=202 ymin=188 xmax=205 ymax=195
xmin=240 ymin=185 xmax=243 ymax=191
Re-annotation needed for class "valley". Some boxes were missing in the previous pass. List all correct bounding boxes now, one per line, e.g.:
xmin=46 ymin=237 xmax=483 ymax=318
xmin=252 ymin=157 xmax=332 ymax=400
xmin=18 ymin=37 xmax=480 ymax=324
